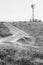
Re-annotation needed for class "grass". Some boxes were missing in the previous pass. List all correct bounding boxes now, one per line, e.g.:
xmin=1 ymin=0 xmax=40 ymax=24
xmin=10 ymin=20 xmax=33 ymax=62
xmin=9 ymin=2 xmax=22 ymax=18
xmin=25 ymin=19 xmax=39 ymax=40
xmin=0 ymin=44 xmax=43 ymax=65
xmin=0 ymin=22 xmax=43 ymax=65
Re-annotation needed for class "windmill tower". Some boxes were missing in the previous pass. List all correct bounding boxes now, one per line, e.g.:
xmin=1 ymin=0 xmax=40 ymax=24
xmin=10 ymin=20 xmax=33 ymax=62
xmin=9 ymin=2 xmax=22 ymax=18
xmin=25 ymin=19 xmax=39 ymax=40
xmin=31 ymin=4 xmax=35 ymax=21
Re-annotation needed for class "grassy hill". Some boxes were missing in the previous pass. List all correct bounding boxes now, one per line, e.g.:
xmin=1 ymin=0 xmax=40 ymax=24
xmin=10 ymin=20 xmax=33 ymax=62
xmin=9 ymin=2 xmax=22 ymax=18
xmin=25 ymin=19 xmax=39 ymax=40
xmin=0 ymin=21 xmax=43 ymax=65
xmin=11 ymin=20 xmax=43 ymax=46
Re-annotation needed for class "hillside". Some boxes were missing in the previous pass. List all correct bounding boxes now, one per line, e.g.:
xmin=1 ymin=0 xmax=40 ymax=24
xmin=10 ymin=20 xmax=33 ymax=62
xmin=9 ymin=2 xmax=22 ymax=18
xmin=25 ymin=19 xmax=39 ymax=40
xmin=11 ymin=20 xmax=43 ymax=46
xmin=0 ymin=21 xmax=43 ymax=65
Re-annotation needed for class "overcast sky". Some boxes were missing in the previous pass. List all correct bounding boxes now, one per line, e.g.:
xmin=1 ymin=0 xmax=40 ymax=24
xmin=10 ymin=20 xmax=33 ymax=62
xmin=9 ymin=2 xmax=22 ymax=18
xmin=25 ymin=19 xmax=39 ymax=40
xmin=0 ymin=0 xmax=43 ymax=21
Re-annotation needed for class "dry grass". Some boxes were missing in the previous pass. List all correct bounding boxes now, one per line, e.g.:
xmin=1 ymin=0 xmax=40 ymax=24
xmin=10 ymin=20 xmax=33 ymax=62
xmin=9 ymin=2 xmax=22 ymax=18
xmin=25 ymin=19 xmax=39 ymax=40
xmin=0 ymin=22 xmax=43 ymax=65
xmin=0 ymin=44 xmax=43 ymax=65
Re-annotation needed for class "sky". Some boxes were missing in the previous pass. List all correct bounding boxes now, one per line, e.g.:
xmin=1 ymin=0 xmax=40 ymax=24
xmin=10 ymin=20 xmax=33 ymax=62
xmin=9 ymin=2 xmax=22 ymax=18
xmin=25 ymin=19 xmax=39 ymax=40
xmin=0 ymin=0 xmax=43 ymax=21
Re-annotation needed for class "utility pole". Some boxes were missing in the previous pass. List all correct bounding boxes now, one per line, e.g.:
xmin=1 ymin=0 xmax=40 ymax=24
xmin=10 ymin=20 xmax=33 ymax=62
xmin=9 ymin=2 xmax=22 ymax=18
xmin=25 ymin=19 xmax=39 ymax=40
xmin=31 ymin=4 xmax=35 ymax=21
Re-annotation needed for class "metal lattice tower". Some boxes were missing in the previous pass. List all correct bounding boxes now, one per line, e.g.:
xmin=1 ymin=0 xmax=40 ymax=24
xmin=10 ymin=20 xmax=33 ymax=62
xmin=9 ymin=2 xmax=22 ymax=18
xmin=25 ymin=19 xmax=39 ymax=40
xmin=31 ymin=4 xmax=35 ymax=21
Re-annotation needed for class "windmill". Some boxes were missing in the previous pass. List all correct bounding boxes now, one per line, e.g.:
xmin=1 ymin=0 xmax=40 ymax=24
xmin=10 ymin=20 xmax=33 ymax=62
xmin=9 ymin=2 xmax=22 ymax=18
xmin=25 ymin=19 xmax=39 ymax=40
xmin=31 ymin=4 xmax=35 ymax=21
